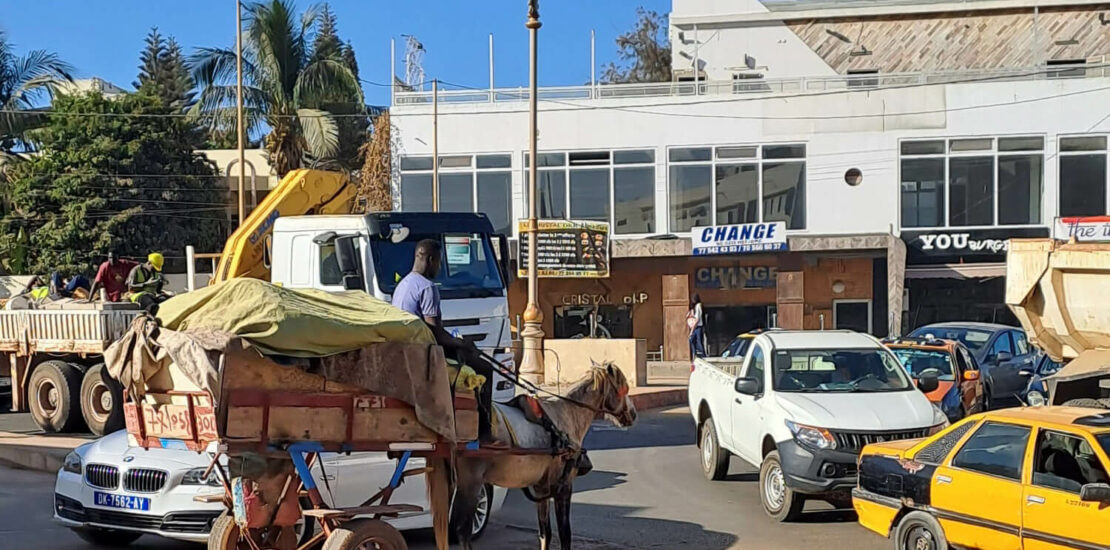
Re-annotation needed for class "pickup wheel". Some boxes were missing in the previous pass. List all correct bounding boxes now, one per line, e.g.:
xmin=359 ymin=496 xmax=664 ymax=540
xmin=28 ymin=360 xmax=84 ymax=433
xmin=892 ymin=511 xmax=948 ymax=550
xmin=760 ymin=451 xmax=805 ymax=522
xmin=80 ymin=364 xmax=125 ymax=436
xmin=699 ymin=417 xmax=729 ymax=481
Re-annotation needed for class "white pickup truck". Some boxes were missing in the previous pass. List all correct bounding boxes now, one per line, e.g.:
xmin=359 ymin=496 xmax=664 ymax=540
xmin=688 ymin=329 xmax=947 ymax=521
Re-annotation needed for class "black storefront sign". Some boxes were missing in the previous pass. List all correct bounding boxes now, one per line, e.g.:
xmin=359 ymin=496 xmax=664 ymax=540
xmin=901 ymin=227 xmax=1049 ymax=264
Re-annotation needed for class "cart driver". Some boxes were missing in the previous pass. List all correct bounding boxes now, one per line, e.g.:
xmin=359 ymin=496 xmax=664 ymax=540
xmin=393 ymin=239 xmax=499 ymax=445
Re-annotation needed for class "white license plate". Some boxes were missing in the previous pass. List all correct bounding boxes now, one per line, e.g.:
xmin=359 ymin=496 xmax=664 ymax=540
xmin=93 ymin=491 xmax=150 ymax=511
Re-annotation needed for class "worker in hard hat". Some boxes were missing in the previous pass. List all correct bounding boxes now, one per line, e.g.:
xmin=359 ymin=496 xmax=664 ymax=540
xmin=126 ymin=253 xmax=167 ymax=311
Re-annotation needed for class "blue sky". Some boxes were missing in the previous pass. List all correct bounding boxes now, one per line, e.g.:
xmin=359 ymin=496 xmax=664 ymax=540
xmin=2 ymin=0 xmax=671 ymax=106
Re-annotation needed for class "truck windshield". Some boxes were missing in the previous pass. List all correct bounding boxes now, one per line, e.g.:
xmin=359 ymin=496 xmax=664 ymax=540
xmin=772 ymin=349 xmax=913 ymax=392
xmin=371 ymin=233 xmax=505 ymax=299
xmin=890 ymin=348 xmax=955 ymax=381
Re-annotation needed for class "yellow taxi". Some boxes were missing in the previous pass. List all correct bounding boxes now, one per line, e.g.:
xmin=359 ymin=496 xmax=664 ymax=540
xmin=852 ymin=406 xmax=1110 ymax=550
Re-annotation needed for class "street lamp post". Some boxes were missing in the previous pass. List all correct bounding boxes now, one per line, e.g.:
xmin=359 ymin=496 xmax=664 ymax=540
xmin=235 ymin=0 xmax=246 ymax=227
xmin=519 ymin=0 xmax=545 ymax=385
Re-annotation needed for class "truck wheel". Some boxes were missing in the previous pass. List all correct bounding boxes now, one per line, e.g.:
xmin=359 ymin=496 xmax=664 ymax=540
xmin=699 ymin=417 xmax=730 ymax=481
xmin=80 ymin=364 xmax=124 ymax=436
xmin=760 ymin=451 xmax=805 ymax=522
xmin=892 ymin=511 xmax=947 ymax=550
xmin=322 ymin=519 xmax=407 ymax=550
xmin=73 ymin=528 xmax=142 ymax=547
xmin=1062 ymin=398 xmax=1110 ymax=410
xmin=28 ymin=360 xmax=84 ymax=433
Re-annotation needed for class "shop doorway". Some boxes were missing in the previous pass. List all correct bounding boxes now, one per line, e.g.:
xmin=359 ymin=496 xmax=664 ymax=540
xmin=903 ymin=277 xmax=1016 ymax=332
xmin=834 ymin=299 xmax=872 ymax=333
xmin=703 ymin=305 xmax=771 ymax=356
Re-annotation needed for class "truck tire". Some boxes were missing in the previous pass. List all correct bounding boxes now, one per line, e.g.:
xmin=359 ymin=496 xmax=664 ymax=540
xmin=699 ymin=417 xmax=730 ymax=481
xmin=28 ymin=360 xmax=84 ymax=433
xmin=81 ymin=364 xmax=125 ymax=436
xmin=760 ymin=450 xmax=805 ymax=522
xmin=322 ymin=519 xmax=407 ymax=550
xmin=1062 ymin=398 xmax=1110 ymax=410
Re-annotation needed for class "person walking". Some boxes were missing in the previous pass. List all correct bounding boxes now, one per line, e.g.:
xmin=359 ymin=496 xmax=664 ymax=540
xmin=688 ymin=294 xmax=706 ymax=358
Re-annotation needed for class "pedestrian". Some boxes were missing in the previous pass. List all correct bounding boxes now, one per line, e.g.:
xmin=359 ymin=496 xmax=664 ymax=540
xmin=687 ymin=294 xmax=706 ymax=358
xmin=90 ymin=251 xmax=139 ymax=302
xmin=126 ymin=253 xmax=166 ymax=311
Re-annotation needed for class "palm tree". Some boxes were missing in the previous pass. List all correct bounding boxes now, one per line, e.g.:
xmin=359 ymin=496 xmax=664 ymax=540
xmin=189 ymin=0 xmax=364 ymax=176
xmin=0 ymin=30 xmax=74 ymax=155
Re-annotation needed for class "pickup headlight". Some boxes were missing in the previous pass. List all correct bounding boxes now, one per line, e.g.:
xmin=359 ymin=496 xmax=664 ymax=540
xmin=62 ymin=451 xmax=82 ymax=474
xmin=785 ymin=420 xmax=836 ymax=450
xmin=927 ymin=405 xmax=950 ymax=435
xmin=181 ymin=467 xmax=222 ymax=487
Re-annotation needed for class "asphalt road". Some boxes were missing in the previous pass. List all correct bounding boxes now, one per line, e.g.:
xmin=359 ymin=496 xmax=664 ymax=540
xmin=0 ymin=407 xmax=888 ymax=550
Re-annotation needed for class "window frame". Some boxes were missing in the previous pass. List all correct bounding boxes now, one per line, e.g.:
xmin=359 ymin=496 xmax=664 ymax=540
xmin=666 ymin=142 xmax=807 ymax=233
xmin=898 ymin=135 xmax=1045 ymax=230
xmin=948 ymin=420 xmax=1033 ymax=482
xmin=1031 ymin=428 xmax=1110 ymax=494
xmin=398 ymin=153 xmax=514 ymax=235
xmin=1058 ymin=134 xmax=1110 ymax=218
xmin=743 ymin=343 xmax=767 ymax=388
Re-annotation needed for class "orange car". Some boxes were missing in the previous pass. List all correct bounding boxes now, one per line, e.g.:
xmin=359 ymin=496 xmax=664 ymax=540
xmin=884 ymin=337 xmax=985 ymax=422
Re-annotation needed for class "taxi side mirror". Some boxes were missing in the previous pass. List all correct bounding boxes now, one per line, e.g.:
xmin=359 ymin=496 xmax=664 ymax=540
xmin=1080 ymin=483 xmax=1110 ymax=503
xmin=963 ymin=370 xmax=981 ymax=381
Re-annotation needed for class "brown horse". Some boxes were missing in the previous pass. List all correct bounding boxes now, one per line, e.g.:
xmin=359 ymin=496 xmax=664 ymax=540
xmin=449 ymin=360 xmax=638 ymax=550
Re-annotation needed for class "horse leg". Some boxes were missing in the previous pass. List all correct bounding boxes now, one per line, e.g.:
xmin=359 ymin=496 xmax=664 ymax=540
xmin=554 ymin=485 xmax=573 ymax=550
xmin=450 ymin=463 xmax=483 ymax=550
xmin=536 ymin=496 xmax=552 ymax=550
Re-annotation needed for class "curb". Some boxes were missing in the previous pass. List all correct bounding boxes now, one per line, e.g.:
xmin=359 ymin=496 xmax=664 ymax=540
xmin=0 ymin=432 xmax=89 ymax=473
xmin=629 ymin=388 xmax=686 ymax=411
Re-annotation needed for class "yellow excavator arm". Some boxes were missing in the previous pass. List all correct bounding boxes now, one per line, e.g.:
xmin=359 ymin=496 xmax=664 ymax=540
xmin=212 ymin=169 xmax=356 ymax=283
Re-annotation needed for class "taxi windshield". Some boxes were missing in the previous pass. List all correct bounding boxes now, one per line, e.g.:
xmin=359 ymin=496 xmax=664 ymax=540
xmin=909 ymin=327 xmax=993 ymax=354
xmin=1099 ymin=434 xmax=1110 ymax=457
xmin=890 ymin=348 xmax=955 ymax=381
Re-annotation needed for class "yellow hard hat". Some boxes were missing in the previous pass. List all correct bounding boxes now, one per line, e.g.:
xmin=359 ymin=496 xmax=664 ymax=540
xmin=147 ymin=252 xmax=164 ymax=271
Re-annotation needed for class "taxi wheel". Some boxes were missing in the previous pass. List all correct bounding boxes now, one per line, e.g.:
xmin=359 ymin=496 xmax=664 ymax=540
xmin=893 ymin=511 xmax=948 ymax=550
xmin=699 ymin=417 xmax=730 ymax=481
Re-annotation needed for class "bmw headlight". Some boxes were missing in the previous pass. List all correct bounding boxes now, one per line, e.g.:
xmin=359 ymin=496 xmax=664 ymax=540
xmin=1027 ymin=391 xmax=1047 ymax=407
xmin=62 ymin=451 xmax=82 ymax=474
xmin=181 ymin=467 xmax=222 ymax=487
xmin=785 ymin=420 xmax=836 ymax=450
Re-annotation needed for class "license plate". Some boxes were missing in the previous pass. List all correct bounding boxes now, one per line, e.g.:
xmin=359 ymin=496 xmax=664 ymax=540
xmin=93 ymin=491 xmax=150 ymax=511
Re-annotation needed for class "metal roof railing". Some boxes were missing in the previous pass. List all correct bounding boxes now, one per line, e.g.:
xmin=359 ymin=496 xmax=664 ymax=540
xmin=393 ymin=63 xmax=1110 ymax=107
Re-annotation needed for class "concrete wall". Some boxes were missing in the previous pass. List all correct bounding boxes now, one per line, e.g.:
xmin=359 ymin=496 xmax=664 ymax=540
xmin=544 ymin=339 xmax=648 ymax=388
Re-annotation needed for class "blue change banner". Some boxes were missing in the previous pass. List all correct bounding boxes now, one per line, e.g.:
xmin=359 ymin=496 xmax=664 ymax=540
xmin=691 ymin=222 xmax=788 ymax=256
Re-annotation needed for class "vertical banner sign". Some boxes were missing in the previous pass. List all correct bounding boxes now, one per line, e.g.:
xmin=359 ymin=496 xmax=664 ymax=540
xmin=691 ymin=222 xmax=788 ymax=256
xmin=518 ymin=220 xmax=610 ymax=278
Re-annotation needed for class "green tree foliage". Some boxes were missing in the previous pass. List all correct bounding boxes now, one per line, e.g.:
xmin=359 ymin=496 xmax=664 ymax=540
xmin=134 ymin=28 xmax=195 ymax=110
xmin=2 ymin=92 xmax=226 ymax=275
xmin=189 ymin=0 xmax=364 ymax=176
xmin=0 ymin=29 xmax=74 ymax=155
xmin=602 ymin=8 xmax=672 ymax=84
xmin=309 ymin=3 xmax=368 ymax=172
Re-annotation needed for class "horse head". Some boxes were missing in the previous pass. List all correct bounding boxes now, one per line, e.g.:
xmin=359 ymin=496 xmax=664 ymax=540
xmin=588 ymin=359 xmax=637 ymax=427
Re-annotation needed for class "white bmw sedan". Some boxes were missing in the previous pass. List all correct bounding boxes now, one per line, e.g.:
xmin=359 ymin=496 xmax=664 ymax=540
xmin=54 ymin=430 xmax=505 ymax=546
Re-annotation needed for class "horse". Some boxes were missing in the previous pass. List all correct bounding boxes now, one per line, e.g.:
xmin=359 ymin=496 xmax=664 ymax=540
xmin=449 ymin=360 xmax=638 ymax=550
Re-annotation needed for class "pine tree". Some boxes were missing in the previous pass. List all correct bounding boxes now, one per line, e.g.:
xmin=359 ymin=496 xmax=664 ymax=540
xmin=134 ymin=27 xmax=194 ymax=109
xmin=312 ymin=4 xmax=342 ymax=62
xmin=134 ymin=28 xmax=165 ymax=91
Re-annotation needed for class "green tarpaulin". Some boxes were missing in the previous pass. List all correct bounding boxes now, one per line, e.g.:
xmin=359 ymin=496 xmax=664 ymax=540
xmin=156 ymin=278 xmax=434 ymax=357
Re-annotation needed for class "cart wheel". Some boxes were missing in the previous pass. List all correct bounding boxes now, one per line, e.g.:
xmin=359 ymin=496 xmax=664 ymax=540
xmin=28 ymin=360 xmax=84 ymax=433
xmin=322 ymin=519 xmax=407 ymax=550
xmin=208 ymin=514 xmax=248 ymax=550
xmin=81 ymin=364 xmax=124 ymax=436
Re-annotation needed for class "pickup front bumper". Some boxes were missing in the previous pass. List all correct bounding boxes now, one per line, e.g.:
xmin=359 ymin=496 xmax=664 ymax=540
xmin=778 ymin=440 xmax=858 ymax=495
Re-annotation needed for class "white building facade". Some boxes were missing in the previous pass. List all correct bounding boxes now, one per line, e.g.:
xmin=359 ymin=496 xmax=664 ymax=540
xmin=389 ymin=0 xmax=1110 ymax=357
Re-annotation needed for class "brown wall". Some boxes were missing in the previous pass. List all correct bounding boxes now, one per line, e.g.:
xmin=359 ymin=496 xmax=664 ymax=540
xmin=508 ymin=253 xmax=875 ymax=356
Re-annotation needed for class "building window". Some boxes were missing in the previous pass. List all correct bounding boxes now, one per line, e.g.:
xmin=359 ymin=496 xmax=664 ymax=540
xmin=398 ymin=154 xmax=513 ymax=235
xmin=900 ymin=137 xmax=1044 ymax=228
xmin=668 ymin=144 xmax=806 ymax=233
xmin=526 ymin=149 xmax=656 ymax=235
xmin=1059 ymin=135 xmax=1108 ymax=217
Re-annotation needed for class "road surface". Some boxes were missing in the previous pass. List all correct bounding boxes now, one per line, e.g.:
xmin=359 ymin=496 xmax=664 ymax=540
xmin=0 ymin=407 xmax=887 ymax=549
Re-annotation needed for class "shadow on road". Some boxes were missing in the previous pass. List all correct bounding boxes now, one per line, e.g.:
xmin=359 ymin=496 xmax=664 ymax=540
xmin=571 ymin=469 xmax=628 ymax=494
xmin=583 ymin=411 xmax=695 ymax=451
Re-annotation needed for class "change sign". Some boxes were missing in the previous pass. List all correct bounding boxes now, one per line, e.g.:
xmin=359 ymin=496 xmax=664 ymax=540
xmin=518 ymin=220 xmax=610 ymax=278
xmin=691 ymin=222 xmax=787 ymax=256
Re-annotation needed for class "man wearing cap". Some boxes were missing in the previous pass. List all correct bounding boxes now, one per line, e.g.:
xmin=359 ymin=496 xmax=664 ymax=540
xmin=90 ymin=252 xmax=139 ymax=302
xmin=127 ymin=253 xmax=166 ymax=311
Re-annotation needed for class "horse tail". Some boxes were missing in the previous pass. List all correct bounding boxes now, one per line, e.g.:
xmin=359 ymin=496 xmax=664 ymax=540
xmin=426 ymin=455 xmax=453 ymax=550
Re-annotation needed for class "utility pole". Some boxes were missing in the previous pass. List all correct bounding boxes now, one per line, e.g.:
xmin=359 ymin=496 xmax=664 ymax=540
xmin=235 ymin=0 xmax=246 ymax=226
xmin=432 ymin=79 xmax=439 ymax=211
xmin=519 ymin=0 xmax=545 ymax=385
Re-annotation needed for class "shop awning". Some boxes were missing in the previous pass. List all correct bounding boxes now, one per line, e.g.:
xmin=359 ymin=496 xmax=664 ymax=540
xmin=905 ymin=263 xmax=1006 ymax=280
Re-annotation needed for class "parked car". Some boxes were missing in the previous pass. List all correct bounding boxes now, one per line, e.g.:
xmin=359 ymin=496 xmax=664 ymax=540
xmin=884 ymin=336 xmax=984 ymax=421
xmin=909 ymin=322 xmax=1036 ymax=409
xmin=689 ymin=330 xmax=948 ymax=522
xmin=1021 ymin=352 xmax=1064 ymax=406
xmin=55 ymin=430 xmax=505 ymax=546
xmin=852 ymin=406 xmax=1110 ymax=550
xmin=719 ymin=328 xmax=778 ymax=359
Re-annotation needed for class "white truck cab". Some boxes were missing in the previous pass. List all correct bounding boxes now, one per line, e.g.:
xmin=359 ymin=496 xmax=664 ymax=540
xmin=688 ymin=330 xmax=947 ymax=521
xmin=269 ymin=212 xmax=517 ymax=402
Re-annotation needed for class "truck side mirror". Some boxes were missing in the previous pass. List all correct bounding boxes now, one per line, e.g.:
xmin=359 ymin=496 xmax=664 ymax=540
xmin=1080 ymin=483 xmax=1110 ymax=504
xmin=734 ymin=377 xmax=761 ymax=395
xmin=496 ymin=234 xmax=513 ymax=284
xmin=334 ymin=235 xmax=364 ymax=291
